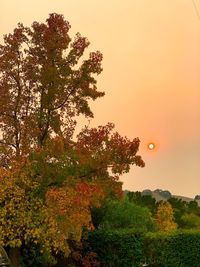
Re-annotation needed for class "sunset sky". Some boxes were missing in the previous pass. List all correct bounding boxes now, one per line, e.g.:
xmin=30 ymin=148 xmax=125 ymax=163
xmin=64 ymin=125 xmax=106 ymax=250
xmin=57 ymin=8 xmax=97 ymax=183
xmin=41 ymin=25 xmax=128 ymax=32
xmin=1 ymin=0 xmax=200 ymax=198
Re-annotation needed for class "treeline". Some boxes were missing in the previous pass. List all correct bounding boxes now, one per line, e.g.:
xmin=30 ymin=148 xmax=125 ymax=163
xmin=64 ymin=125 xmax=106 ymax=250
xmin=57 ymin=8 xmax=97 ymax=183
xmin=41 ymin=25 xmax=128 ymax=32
xmin=126 ymin=191 xmax=200 ymax=230
xmin=90 ymin=190 xmax=200 ymax=234
xmin=49 ymin=192 xmax=200 ymax=267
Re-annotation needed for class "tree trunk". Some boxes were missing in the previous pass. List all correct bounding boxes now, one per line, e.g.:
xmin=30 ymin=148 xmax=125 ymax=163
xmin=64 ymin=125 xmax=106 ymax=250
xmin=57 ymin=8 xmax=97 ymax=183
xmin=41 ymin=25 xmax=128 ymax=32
xmin=9 ymin=247 xmax=20 ymax=267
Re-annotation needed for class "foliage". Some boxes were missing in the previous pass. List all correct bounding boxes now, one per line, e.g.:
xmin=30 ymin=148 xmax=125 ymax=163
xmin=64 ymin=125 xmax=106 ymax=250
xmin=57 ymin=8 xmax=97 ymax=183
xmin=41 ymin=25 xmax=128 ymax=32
xmin=168 ymin=198 xmax=200 ymax=229
xmin=97 ymin=198 xmax=154 ymax=232
xmin=86 ymin=229 xmax=200 ymax=267
xmin=187 ymin=200 xmax=200 ymax=215
xmin=91 ymin=201 xmax=109 ymax=229
xmin=144 ymin=230 xmax=200 ymax=267
xmin=0 ymin=166 xmax=87 ymax=259
xmin=126 ymin=192 xmax=200 ymax=231
xmin=20 ymin=243 xmax=48 ymax=267
xmin=0 ymin=13 xmax=145 ymax=266
xmin=155 ymin=201 xmax=177 ymax=233
xmin=0 ymin=13 xmax=104 ymax=160
xmin=56 ymin=239 xmax=100 ymax=267
xmin=87 ymin=229 xmax=144 ymax=267
xmin=167 ymin=197 xmax=187 ymax=227
xmin=127 ymin=191 xmax=156 ymax=214
xmin=180 ymin=213 xmax=200 ymax=229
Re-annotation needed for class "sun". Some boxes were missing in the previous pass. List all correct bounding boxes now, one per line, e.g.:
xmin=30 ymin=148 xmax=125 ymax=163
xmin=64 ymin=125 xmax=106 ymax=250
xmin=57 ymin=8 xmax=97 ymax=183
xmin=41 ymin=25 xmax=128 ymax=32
xmin=148 ymin=143 xmax=155 ymax=150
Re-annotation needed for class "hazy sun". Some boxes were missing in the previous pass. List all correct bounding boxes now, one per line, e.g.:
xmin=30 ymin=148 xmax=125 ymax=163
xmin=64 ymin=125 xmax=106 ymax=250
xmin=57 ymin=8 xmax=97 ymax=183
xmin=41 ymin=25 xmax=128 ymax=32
xmin=148 ymin=143 xmax=155 ymax=150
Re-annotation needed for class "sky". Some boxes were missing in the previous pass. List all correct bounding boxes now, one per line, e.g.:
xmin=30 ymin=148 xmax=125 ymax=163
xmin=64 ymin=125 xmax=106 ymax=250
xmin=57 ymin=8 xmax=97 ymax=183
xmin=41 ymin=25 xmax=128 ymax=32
xmin=1 ymin=0 xmax=200 ymax=198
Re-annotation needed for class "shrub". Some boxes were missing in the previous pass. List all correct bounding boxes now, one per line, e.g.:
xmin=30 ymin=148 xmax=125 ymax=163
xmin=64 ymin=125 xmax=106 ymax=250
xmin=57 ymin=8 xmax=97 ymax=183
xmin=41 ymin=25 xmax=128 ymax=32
xmin=144 ymin=230 xmax=200 ymax=267
xmin=87 ymin=229 xmax=144 ymax=267
xmin=86 ymin=229 xmax=200 ymax=267
xmin=98 ymin=199 xmax=155 ymax=232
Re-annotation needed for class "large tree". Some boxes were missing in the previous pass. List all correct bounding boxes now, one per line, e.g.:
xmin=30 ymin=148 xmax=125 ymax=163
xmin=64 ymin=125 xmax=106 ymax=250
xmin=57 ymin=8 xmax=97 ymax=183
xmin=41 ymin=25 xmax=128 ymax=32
xmin=0 ymin=14 xmax=145 ymax=266
xmin=0 ymin=13 xmax=104 ymax=162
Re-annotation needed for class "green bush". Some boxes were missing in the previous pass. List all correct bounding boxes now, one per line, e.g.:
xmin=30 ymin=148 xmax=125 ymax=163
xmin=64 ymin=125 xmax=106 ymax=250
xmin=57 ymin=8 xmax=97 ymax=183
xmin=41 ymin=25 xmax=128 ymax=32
xmin=87 ymin=229 xmax=144 ymax=267
xmin=87 ymin=229 xmax=200 ymax=267
xmin=98 ymin=198 xmax=155 ymax=232
xmin=144 ymin=230 xmax=200 ymax=267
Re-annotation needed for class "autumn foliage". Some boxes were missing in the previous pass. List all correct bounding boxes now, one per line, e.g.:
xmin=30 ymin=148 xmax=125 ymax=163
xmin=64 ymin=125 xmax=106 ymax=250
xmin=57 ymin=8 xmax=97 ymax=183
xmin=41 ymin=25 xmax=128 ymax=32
xmin=155 ymin=201 xmax=177 ymax=233
xmin=0 ymin=13 xmax=144 ymax=266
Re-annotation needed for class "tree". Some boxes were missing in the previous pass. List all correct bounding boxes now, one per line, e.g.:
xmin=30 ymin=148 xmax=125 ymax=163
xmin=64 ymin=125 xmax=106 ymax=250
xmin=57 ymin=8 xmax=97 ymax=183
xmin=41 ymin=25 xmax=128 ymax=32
xmin=180 ymin=213 xmax=200 ymax=229
xmin=97 ymin=198 xmax=154 ymax=232
xmin=195 ymin=195 xmax=200 ymax=201
xmin=142 ymin=189 xmax=153 ymax=196
xmin=167 ymin=197 xmax=187 ymax=227
xmin=187 ymin=201 xmax=200 ymax=216
xmin=155 ymin=201 xmax=177 ymax=233
xmin=0 ymin=163 xmax=105 ymax=266
xmin=0 ymin=13 xmax=104 ymax=162
xmin=159 ymin=190 xmax=172 ymax=199
xmin=0 ymin=14 xmax=145 ymax=266
xmin=127 ymin=191 xmax=156 ymax=214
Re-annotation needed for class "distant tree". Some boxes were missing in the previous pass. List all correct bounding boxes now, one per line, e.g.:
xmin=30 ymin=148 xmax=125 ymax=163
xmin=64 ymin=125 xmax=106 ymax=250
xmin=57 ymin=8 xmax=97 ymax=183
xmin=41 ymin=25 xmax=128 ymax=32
xmin=155 ymin=201 xmax=177 ymax=233
xmin=142 ymin=189 xmax=152 ymax=196
xmin=159 ymin=190 xmax=172 ymax=199
xmin=154 ymin=189 xmax=172 ymax=199
xmin=167 ymin=198 xmax=200 ymax=228
xmin=154 ymin=189 xmax=163 ymax=194
xmin=168 ymin=198 xmax=187 ymax=211
xmin=195 ymin=195 xmax=200 ymax=201
xmin=127 ymin=191 xmax=141 ymax=201
xmin=167 ymin=197 xmax=187 ymax=227
xmin=180 ymin=213 xmax=200 ymax=229
xmin=187 ymin=201 xmax=200 ymax=216
xmin=127 ymin=191 xmax=156 ymax=213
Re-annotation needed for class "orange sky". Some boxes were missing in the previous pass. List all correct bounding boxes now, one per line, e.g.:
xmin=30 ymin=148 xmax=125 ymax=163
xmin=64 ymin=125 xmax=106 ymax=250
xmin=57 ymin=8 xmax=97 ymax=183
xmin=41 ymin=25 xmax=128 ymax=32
xmin=1 ymin=0 xmax=200 ymax=197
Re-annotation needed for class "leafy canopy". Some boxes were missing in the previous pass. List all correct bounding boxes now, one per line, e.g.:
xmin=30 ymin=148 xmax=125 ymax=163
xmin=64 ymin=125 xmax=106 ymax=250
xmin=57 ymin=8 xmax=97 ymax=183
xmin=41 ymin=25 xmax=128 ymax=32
xmin=97 ymin=198 xmax=154 ymax=232
xmin=0 ymin=13 xmax=104 ymax=161
xmin=0 ymin=13 xmax=145 ymax=265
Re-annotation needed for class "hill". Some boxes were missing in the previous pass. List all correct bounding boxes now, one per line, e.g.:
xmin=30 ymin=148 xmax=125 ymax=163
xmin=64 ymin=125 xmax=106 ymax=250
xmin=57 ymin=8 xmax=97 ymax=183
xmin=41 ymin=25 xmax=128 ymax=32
xmin=140 ymin=189 xmax=200 ymax=205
